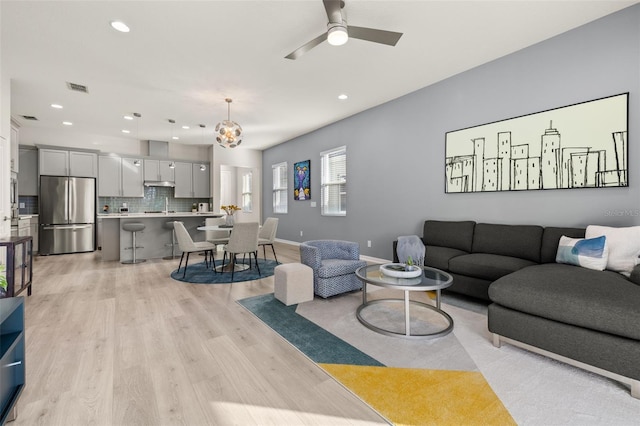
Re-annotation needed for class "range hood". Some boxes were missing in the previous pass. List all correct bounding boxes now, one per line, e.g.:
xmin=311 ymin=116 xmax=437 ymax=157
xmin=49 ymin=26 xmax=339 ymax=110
xmin=144 ymin=180 xmax=175 ymax=187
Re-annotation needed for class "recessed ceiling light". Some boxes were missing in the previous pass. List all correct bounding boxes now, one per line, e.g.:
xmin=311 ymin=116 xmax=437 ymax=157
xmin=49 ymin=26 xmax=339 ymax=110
xmin=62 ymin=121 xmax=73 ymax=126
xmin=338 ymin=94 xmax=348 ymax=100
xmin=50 ymin=104 xmax=63 ymax=109
xmin=182 ymin=125 xmax=190 ymax=130
xmin=172 ymin=136 xmax=179 ymax=140
xmin=123 ymin=115 xmax=133 ymax=120
xmin=110 ymin=21 xmax=130 ymax=33
xmin=122 ymin=129 xmax=130 ymax=134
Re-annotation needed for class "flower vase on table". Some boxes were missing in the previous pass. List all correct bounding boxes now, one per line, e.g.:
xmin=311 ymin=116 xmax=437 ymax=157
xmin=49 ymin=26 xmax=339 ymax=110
xmin=221 ymin=205 xmax=241 ymax=227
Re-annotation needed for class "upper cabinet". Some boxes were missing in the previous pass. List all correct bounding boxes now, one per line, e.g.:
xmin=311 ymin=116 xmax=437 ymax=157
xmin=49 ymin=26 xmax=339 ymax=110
xmin=174 ymin=161 xmax=210 ymax=198
xmin=143 ymin=159 xmax=174 ymax=182
xmin=10 ymin=119 xmax=20 ymax=173
xmin=70 ymin=151 xmax=98 ymax=177
xmin=18 ymin=148 xmax=38 ymax=196
xmin=98 ymin=155 xmax=143 ymax=197
xmin=121 ymin=157 xmax=144 ymax=197
xmin=97 ymin=155 xmax=121 ymax=197
xmin=192 ymin=163 xmax=210 ymax=198
xmin=39 ymin=148 xmax=98 ymax=177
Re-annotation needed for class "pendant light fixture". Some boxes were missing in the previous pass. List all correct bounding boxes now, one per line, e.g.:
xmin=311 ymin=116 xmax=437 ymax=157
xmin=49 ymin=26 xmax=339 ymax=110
xmin=215 ymin=98 xmax=242 ymax=148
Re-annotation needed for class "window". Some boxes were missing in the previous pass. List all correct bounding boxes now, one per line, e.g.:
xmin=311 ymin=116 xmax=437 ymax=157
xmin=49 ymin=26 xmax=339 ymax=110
xmin=241 ymin=170 xmax=253 ymax=212
xmin=321 ymin=146 xmax=346 ymax=216
xmin=272 ymin=162 xmax=288 ymax=214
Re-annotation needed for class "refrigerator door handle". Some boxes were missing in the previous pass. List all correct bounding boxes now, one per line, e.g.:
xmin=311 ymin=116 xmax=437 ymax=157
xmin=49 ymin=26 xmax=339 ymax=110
xmin=42 ymin=225 xmax=93 ymax=231
xmin=66 ymin=177 xmax=72 ymax=223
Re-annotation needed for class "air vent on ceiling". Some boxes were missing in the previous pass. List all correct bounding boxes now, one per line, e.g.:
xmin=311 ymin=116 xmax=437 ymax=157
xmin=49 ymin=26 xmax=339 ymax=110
xmin=66 ymin=81 xmax=89 ymax=93
xmin=20 ymin=115 xmax=38 ymax=121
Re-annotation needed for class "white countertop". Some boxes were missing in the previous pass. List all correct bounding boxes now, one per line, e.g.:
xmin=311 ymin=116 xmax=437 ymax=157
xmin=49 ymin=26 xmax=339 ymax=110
xmin=99 ymin=212 xmax=224 ymax=219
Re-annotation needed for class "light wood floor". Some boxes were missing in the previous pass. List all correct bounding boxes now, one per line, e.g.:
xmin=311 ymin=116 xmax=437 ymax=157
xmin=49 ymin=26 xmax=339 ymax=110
xmin=14 ymin=243 xmax=387 ymax=425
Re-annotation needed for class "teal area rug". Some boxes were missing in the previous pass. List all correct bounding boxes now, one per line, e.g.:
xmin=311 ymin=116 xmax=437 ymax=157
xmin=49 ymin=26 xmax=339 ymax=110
xmin=170 ymin=259 xmax=279 ymax=284
xmin=238 ymin=293 xmax=383 ymax=366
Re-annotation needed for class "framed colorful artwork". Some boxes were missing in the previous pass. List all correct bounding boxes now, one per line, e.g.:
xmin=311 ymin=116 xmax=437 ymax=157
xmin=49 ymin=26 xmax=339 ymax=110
xmin=445 ymin=93 xmax=628 ymax=193
xmin=294 ymin=160 xmax=310 ymax=200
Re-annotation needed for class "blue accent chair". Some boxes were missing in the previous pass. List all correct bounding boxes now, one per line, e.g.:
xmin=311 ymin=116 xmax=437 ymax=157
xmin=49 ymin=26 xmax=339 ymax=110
xmin=299 ymin=240 xmax=367 ymax=298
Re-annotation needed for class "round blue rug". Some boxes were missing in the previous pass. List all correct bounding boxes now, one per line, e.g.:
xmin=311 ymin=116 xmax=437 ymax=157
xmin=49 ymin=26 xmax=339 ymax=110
xmin=170 ymin=258 xmax=280 ymax=284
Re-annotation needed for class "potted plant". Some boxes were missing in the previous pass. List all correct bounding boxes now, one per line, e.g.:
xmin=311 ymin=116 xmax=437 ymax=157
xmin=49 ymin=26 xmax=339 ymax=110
xmin=192 ymin=203 xmax=198 ymax=213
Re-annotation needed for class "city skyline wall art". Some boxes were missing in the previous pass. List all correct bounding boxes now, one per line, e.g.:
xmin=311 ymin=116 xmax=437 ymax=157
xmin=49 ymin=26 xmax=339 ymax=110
xmin=445 ymin=93 xmax=628 ymax=193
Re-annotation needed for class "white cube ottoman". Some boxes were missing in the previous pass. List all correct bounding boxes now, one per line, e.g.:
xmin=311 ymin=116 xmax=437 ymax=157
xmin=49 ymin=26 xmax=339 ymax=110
xmin=274 ymin=263 xmax=314 ymax=306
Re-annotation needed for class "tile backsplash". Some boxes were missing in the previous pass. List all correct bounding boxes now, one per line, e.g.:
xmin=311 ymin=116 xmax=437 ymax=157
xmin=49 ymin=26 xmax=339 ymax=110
xmin=99 ymin=186 xmax=210 ymax=214
xmin=18 ymin=196 xmax=38 ymax=215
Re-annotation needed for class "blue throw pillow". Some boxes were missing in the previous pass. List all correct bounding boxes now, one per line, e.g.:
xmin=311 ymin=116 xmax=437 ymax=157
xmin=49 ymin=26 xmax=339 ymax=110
xmin=556 ymin=235 xmax=609 ymax=271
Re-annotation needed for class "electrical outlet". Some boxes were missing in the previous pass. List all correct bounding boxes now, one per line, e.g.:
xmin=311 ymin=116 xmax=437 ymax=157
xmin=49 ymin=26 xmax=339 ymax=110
xmin=367 ymin=240 xmax=371 ymax=248
xmin=300 ymin=230 xmax=303 ymax=237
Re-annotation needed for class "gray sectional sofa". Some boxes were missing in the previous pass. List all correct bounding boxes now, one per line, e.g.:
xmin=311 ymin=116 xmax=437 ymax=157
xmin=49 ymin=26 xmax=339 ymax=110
xmin=393 ymin=220 xmax=640 ymax=398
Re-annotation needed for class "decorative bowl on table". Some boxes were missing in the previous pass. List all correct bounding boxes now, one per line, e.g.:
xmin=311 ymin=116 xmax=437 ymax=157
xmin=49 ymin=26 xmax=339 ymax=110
xmin=380 ymin=263 xmax=423 ymax=278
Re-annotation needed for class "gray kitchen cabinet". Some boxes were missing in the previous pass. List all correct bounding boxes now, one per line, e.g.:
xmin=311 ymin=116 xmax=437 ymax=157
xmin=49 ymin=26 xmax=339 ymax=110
xmin=174 ymin=162 xmax=210 ymax=198
xmin=121 ymin=157 xmax=144 ymax=197
xmin=98 ymin=155 xmax=122 ymax=196
xmin=29 ymin=216 xmax=39 ymax=253
xmin=98 ymin=155 xmax=143 ymax=197
xmin=143 ymin=159 xmax=174 ymax=182
xmin=69 ymin=151 xmax=98 ymax=177
xmin=39 ymin=148 xmax=97 ymax=177
xmin=192 ymin=163 xmax=210 ymax=198
xmin=18 ymin=148 xmax=38 ymax=196
xmin=39 ymin=149 xmax=69 ymax=176
xmin=173 ymin=162 xmax=193 ymax=198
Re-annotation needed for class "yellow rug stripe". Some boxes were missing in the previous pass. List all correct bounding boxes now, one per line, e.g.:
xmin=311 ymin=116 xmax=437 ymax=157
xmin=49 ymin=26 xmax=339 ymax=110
xmin=320 ymin=364 xmax=516 ymax=426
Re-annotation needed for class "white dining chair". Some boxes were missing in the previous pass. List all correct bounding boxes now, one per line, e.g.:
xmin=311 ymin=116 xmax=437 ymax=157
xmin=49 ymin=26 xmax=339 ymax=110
xmin=205 ymin=217 xmax=230 ymax=250
xmin=174 ymin=221 xmax=217 ymax=278
xmin=258 ymin=217 xmax=279 ymax=262
xmin=222 ymin=222 xmax=260 ymax=281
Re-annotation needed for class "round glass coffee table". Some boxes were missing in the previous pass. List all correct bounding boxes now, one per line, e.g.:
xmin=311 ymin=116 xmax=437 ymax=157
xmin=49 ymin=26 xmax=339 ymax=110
xmin=355 ymin=264 xmax=454 ymax=339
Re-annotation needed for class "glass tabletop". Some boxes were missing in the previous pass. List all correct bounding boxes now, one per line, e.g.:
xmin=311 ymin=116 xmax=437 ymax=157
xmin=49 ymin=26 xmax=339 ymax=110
xmin=356 ymin=264 xmax=453 ymax=291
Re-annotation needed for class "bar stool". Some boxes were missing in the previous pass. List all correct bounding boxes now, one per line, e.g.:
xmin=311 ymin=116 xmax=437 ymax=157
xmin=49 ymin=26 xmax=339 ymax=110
xmin=122 ymin=222 xmax=146 ymax=264
xmin=163 ymin=221 xmax=178 ymax=260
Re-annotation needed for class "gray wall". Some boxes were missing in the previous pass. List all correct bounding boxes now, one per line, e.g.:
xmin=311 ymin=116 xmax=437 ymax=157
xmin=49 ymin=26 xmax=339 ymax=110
xmin=262 ymin=5 xmax=640 ymax=260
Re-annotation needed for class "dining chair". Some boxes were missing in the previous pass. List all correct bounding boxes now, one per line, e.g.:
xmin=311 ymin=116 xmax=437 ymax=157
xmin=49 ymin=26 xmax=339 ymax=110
xmin=205 ymin=217 xmax=230 ymax=250
xmin=173 ymin=221 xmax=217 ymax=278
xmin=222 ymin=222 xmax=260 ymax=281
xmin=258 ymin=217 xmax=279 ymax=262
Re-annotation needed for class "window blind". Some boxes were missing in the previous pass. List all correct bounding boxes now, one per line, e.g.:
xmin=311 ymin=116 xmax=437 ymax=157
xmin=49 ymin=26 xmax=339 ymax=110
xmin=321 ymin=146 xmax=346 ymax=216
xmin=272 ymin=162 xmax=288 ymax=214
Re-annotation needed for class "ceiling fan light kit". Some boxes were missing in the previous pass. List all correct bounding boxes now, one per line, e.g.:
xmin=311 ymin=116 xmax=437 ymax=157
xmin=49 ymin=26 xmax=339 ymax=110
xmin=327 ymin=24 xmax=348 ymax=46
xmin=285 ymin=0 xmax=403 ymax=59
xmin=215 ymin=98 xmax=243 ymax=149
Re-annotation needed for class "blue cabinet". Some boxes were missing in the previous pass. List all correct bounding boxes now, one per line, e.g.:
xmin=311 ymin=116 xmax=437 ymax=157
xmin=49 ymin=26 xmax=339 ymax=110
xmin=0 ymin=297 xmax=25 ymax=424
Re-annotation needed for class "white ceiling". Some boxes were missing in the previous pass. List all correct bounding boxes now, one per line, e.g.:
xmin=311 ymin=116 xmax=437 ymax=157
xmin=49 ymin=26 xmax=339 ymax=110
xmin=2 ymin=0 xmax=637 ymax=150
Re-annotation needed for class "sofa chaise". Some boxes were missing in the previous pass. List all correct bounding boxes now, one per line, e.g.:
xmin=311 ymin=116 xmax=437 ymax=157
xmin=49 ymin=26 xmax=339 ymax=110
xmin=393 ymin=220 xmax=640 ymax=398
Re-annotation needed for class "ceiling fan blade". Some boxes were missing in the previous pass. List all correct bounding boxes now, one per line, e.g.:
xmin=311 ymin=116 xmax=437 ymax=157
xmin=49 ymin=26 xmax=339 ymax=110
xmin=285 ymin=32 xmax=328 ymax=60
xmin=348 ymin=26 xmax=403 ymax=46
xmin=322 ymin=0 xmax=345 ymax=24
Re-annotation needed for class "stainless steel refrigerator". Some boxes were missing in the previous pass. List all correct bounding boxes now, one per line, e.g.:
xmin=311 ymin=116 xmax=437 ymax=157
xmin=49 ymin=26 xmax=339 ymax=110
xmin=39 ymin=176 xmax=96 ymax=255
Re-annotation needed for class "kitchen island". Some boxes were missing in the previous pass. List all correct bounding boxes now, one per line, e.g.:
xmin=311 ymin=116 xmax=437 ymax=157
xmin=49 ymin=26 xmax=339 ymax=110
xmin=100 ymin=212 xmax=223 ymax=262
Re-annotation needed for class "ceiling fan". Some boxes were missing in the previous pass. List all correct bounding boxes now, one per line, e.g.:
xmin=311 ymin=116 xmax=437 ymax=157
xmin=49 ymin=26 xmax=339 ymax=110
xmin=285 ymin=0 xmax=403 ymax=60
